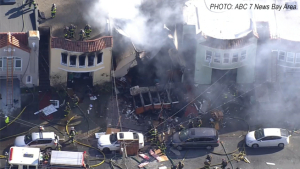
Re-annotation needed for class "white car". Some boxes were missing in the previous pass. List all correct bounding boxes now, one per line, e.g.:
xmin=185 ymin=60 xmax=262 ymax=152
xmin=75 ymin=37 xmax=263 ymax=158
xmin=246 ymin=128 xmax=291 ymax=148
xmin=97 ymin=132 xmax=144 ymax=152
xmin=14 ymin=132 xmax=59 ymax=150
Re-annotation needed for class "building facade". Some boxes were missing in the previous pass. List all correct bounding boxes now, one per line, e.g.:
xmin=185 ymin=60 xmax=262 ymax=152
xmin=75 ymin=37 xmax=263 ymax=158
xmin=182 ymin=0 xmax=257 ymax=84
xmin=50 ymin=36 xmax=113 ymax=86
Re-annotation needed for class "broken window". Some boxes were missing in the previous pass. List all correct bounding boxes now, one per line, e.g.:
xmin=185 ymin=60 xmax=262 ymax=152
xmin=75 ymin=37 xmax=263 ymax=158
xmin=223 ymin=53 xmax=230 ymax=63
xmin=205 ymin=51 xmax=212 ymax=62
xmin=70 ymin=55 xmax=77 ymax=67
xmin=296 ymin=53 xmax=300 ymax=63
xmin=79 ymin=55 xmax=86 ymax=67
xmin=232 ymin=53 xmax=238 ymax=63
xmin=278 ymin=51 xmax=286 ymax=61
xmin=61 ymin=53 xmax=68 ymax=65
xmin=15 ymin=58 xmax=22 ymax=71
xmin=142 ymin=93 xmax=151 ymax=105
xmin=88 ymin=54 xmax=95 ymax=67
xmin=286 ymin=52 xmax=295 ymax=63
xmin=240 ymin=50 xmax=246 ymax=61
xmin=97 ymin=53 xmax=103 ymax=64
xmin=214 ymin=53 xmax=221 ymax=63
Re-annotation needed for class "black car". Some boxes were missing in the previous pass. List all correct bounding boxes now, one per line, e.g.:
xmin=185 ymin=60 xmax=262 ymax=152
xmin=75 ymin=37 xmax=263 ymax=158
xmin=171 ymin=127 xmax=219 ymax=150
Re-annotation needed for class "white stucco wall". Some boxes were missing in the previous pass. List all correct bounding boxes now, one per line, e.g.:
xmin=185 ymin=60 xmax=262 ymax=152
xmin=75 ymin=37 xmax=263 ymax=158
xmin=50 ymin=47 xmax=112 ymax=86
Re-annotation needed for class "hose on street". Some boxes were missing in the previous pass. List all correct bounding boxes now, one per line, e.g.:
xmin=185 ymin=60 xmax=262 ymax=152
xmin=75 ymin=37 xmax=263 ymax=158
xmin=66 ymin=116 xmax=106 ymax=168
xmin=0 ymin=106 xmax=27 ymax=131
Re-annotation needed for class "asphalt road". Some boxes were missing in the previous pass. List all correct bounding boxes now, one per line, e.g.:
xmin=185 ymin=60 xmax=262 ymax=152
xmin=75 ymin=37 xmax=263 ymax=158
xmin=0 ymin=129 xmax=299 ymax=169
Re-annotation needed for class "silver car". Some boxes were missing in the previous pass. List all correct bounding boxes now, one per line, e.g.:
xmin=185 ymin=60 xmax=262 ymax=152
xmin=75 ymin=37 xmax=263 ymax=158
xmin=14 ymin=132 xmax=59 ymax=150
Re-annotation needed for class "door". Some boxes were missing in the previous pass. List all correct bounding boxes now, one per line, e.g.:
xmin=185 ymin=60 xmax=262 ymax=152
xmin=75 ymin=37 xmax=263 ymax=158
xmin=183 ymin=138 xmax=196 ymax=148
xmin=259 ymin=136 xmax=273 ymax=147
xmin=37 ymin=139 xmax=53 ymax=149
xmin=111 ymin=141 xmax=120 ymax=151
xmin=194 ymin=137 xmax=215 ymax=147
xmin=28 ymin=140 xmax=38 ymax=147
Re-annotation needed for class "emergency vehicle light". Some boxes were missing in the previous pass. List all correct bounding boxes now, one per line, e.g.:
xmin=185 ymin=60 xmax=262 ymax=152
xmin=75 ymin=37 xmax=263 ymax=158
xmin=9 ymin=148 xmax=13 ymax=161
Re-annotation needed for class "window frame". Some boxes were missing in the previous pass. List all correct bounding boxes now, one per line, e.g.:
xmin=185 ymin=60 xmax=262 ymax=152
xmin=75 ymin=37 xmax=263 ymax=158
xmin=240 ymin=50 xmax=246 ymax=61
xmin=213 ymin=52 xmax=221 ymax=63
xmin=295 ymin=53 xmax=300 ymax=63
xmin=286 ymin=52 xmax=295 ymax=63
xmin=78 ymin=55 xmax=86 ymax=67
xmin=14 ymin=57 xmax=22 ymax=71
xmin=278 ymin=51 xmax=286 ymax=61
xmin=26 ymin=76 xmax=32 ymax=84
xmin=223 ymin=53 xmax=230 ymax=64
xmin=232 ymin=53 xmax=239 ymax=63
xmin=61 ymin=53 xmax=68 ymax=65
xmin=69 ymin=55 xmax=77 ymax=67
xmin=97 ymin=53 xmax=103 ymax=65
xmin=205 ymin=51 xmax=212 ymax=62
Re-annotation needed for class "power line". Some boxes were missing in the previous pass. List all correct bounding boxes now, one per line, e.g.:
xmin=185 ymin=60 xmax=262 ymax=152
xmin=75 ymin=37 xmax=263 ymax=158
xmin=145 ymin=70 xmax=231 ymax=133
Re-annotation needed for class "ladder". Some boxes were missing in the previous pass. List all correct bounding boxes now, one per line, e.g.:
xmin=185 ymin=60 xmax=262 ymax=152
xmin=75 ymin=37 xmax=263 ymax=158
xmin=6 ymin=50 xmax=14 ymax=106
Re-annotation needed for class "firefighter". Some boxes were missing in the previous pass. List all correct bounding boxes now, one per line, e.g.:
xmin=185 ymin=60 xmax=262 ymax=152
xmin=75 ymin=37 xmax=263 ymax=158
xmin=64 ymin=102 xmax=71 ymax=117
xmin=158 ymin=142 xmax=166 ymax=155
xmin=64 ymin=26 xmax=70 ymax=39
xmin=4 ymin=115 xmax=9 ymax=126
xmin=43 ymin=152 xmax=50 ymax=161
xmin=150 ymin=128 xmax=157 ymax=144
xmin=196 ymin=117 xmax=202 ymax=127
xmin=176 ymin=123 xmax=185 ymax=132
xmin=79 ymin=29 xmax=86 ymax=41
xmin=26 ymin=0 xmax=35 ymax=9
xmin=176 ymin=161 xmax=184 ymax=169
xmin=221 ymin=159 xmax=228 ymax=169
xmin=69 ymin=24 xmax=76 ymax=38
xmin=204 ymin=159 xmax=211 ymax=169
xmin=51 ymin=4 xmax=56 ymax=18
xmin=206 ymin=155 xmax=212 ymax=162
xmin=84 ymin=24 xmax=92 ymax=38
xmin=188 ymin=119 xmax=194 ymax=128
xmin=39 ymin=126 xmax=45 ymax=132
xmin=72 ymin=94 xmax=79 ymax=106
xmin=69 ymin=127 xmax=77 ymax=143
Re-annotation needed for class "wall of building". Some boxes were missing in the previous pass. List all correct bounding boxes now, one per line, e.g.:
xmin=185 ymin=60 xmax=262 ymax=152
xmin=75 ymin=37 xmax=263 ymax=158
xmin=50 ymin=47 xmax=112 ymax=86
xmin=195 ymin=38 xmax=257 ymax=84
xmin=0 ymin=46 xmax=33 ymax=86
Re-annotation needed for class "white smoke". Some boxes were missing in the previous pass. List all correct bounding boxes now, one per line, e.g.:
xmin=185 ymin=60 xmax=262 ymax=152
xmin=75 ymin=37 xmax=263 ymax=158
xmin=85 ymin=0 xmax=184 ymax=52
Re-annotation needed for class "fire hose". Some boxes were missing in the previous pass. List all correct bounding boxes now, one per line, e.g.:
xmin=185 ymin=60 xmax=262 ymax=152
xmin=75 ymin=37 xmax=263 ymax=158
xmin=66 ymin=116 xmax=106 ymax=168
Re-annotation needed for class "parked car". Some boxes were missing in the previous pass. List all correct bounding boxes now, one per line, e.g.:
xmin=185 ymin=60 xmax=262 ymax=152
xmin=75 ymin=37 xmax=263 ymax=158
xmin=97 ymin=132 xmax=144 ymax=152
xmin=171 ymin=127 xmax=219 ymax=150
xmin=246 ymin=128 xmax=291 ymax=148
xmin=14 ymin=132 xmax=59 ymax=150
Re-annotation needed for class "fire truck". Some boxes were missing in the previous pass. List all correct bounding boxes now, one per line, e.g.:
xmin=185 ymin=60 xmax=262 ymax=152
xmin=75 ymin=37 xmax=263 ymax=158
xmin=7 ymin=147 xmax=89 ymax=169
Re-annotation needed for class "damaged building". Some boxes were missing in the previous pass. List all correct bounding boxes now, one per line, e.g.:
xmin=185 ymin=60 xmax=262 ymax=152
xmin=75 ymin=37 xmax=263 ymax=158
xmin=130 ymin=84 xmax=180 ymax=114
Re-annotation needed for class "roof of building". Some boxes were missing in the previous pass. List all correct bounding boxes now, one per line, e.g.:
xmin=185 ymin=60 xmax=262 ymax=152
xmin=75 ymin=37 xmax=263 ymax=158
xmin=51 ymin=36 xmax=113 ymax=52
xmin=0 ymin=32 xmax=30 ymax=52
xmin=0 ymin=1 xmax=36 ymax=32
xmin=185 ymin=0 xmax=253 ymax=39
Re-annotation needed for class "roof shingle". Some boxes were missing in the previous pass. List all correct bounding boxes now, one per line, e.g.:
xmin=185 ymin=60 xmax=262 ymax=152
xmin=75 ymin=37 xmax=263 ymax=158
xmin=0 ymin=32 xmax=30 ymax=52
xmin=51 ymin=36 xmax=113 ymax=52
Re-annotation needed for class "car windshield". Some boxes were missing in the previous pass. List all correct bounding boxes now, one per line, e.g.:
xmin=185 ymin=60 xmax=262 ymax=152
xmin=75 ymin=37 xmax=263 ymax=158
xmin=254 ymin=129 xmax=265 ymax=140
xmin=179 ymin=129 xmax=189 ymax=141
xmin=109 ymin=133 xmax=117 ymax=143
xmin=24 ymin=134 xmax=32 ymax=144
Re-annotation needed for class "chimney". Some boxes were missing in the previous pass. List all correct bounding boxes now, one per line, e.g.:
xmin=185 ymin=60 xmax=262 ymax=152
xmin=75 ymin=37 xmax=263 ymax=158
xmin=27 ymin=31 xmax=40 ymax=85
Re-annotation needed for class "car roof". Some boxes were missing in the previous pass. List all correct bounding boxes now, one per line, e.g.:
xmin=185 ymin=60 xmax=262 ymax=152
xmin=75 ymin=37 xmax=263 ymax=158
xmin=188 ymin=128 xmax=217 ymax=138
xmin=263 ymin=128 xmax=281 ymax=137
xmin=32 ymin=132 xmax=55 ymax=140
xmin=117 ymin=132 xmax=139 ymax=140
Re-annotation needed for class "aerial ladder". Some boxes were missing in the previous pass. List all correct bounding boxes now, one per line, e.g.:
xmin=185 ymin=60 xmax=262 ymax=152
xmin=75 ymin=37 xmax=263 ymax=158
xmin=6 ymin=33 xmax=14 ymax=107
